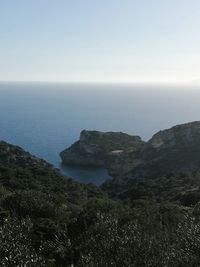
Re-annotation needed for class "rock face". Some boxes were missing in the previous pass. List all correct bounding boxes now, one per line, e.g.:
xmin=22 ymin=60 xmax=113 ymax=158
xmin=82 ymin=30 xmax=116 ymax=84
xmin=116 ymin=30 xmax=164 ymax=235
xmin=134 ymin=121 xmax=200 ymax=177
xmin=60 ymin=130 xmax=145 ymax=167
xmin=104 ymin=121 xmax=200 ymax=189
xmin=61 ymin=122 xmax=200 ymax=189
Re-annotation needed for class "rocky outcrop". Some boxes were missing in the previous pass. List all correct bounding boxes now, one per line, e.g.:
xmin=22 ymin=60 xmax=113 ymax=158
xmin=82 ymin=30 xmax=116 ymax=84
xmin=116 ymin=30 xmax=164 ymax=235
xmin=134 ymin=121 xmax=200 ymax=177
xmin=104 ymin=121 xmax=200 ymax=189
xmin=61 ymin=122 xmax=200 ymax=189
xmin=60 ymin=130 xmax=145 ymax=167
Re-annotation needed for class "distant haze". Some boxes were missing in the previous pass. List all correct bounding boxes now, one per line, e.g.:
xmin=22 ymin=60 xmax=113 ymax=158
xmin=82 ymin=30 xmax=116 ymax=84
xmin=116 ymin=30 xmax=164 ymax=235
xmin=0 ymin=1 xmax=200 ymax=84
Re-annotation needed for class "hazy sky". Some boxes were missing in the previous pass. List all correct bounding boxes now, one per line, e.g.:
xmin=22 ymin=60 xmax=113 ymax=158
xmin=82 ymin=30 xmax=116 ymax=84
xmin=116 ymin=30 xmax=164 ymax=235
xmin=0 ymin=0 xmax=200 ymax=83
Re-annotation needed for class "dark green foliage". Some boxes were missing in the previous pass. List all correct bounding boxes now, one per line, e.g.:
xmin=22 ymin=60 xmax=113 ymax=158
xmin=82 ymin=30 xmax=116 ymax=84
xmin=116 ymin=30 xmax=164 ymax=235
xmin=3 ymin=142 xmax=200 ymax=265
xmin=0 ymin=217 xmax=46 ymax=266
xmin=0 ymin=161 xmax=106 ymax=265
xmin=109 ymin=172 xmax=200 ymax=207
xmin=45 ymin=208 xmax=200 ymax=267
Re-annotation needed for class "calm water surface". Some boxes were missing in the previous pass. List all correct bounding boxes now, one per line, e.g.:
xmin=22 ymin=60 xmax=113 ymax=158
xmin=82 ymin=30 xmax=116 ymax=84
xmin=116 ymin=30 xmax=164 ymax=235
xmin=0 ymin=82 xmax=200 ymax=185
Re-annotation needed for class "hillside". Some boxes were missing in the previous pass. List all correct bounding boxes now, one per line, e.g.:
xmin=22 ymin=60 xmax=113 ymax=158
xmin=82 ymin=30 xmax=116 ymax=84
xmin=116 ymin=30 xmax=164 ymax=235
xmin=0 ymin=140 xmax=110 ymax=265
xmin=104 ymin=121 xmax=200 ymax=191
xmin=0 ymin=141 xmax=104 ymax=208
xmin=3 ymin=128 xmax=200 ymax=266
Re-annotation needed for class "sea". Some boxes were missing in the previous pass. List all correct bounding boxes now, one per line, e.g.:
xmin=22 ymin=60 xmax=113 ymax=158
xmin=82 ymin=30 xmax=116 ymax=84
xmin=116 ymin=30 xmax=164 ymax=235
xmin=0 ymin=82 xmax=200 ymax=185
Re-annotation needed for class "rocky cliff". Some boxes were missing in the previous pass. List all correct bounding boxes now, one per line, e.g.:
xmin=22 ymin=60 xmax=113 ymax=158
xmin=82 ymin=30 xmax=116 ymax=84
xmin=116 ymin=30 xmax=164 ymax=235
xmin=60 ymin=130 xmax=145 ymax=167
xmin=104 ymin=121 xmax=200 ymax=189
xmin=61 ymin=122 xmax=200 ymax=189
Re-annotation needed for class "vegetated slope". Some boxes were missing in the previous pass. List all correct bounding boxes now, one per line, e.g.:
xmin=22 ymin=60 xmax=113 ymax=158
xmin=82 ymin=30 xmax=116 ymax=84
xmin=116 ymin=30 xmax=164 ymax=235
xmin=0 ymin=140 xmax=109 ymax=265
xmin=3 ymin=129 xmax=200 ymax=266
xmin=0 ymin=140 xmax=104 ymax=212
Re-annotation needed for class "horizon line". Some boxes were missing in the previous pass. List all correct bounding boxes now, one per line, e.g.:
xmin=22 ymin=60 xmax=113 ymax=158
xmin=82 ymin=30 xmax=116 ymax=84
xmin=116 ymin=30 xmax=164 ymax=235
xmin=0 ymin=80 xmax=199 ymax=86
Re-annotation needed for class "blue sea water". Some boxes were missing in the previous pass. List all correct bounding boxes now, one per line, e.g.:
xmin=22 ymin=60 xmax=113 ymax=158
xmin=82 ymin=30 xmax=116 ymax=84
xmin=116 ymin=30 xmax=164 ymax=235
xmin=0 ymin=82 xmax=200 ymax=185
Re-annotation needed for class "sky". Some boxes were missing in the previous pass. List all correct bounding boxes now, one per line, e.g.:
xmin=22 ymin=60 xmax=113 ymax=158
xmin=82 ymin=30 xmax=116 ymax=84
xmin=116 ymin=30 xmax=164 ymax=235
xmin=0 ymin=0 xmax=200 ymax=84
